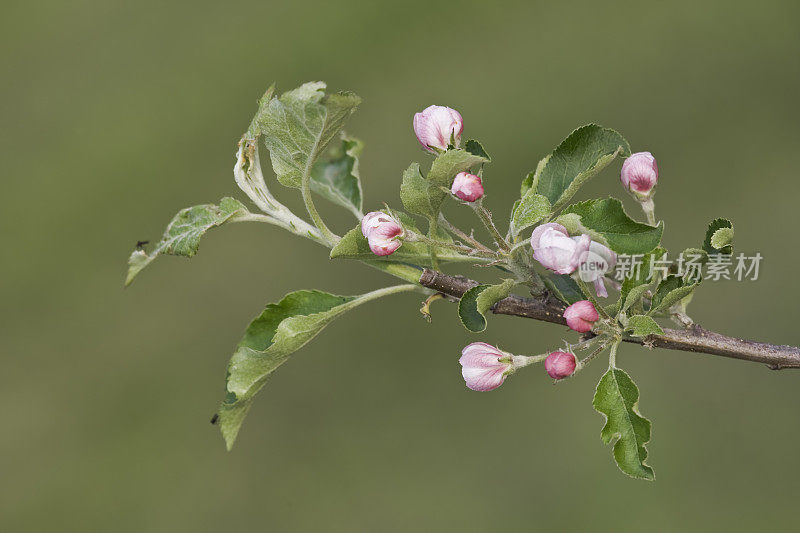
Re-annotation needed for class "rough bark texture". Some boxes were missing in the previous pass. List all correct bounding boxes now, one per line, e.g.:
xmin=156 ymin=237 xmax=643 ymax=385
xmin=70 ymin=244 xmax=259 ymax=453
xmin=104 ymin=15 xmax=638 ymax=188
xmin=419 ymin=269 xmax=800 ymax=370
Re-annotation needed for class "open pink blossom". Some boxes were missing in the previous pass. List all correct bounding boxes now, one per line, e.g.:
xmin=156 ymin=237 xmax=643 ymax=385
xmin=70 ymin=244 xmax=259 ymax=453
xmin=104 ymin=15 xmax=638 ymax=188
xmin=621 ymin=152 xmax=658 ymax=196
xmin=531 ymin=223 xmax=591 ymax=275
xmin=575 ymin=240 xmax=617 ymax=297
xmin=451 ymin=172 xmax=484 ymax=202
xmin=563 ymin=300 xmax=599 ymax=333
xmin=544 ymin=351 xmax=577 ymax=380
xmin=459 ymin=342 xmax=517 ymax=392
xmin=413 ymin=105 xmax=463 ymax=152
xmin=360 ymin=211 xmax=404 ymax=256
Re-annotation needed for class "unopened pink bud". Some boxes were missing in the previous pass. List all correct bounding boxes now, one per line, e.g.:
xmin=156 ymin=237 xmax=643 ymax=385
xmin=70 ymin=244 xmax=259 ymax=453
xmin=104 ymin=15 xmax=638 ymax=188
xmin=544 ymin=351 xmax=577 ymax=380
xmin=531 ymin=223 xmax=591 ymax=275
xmin=563 ymin=300 xmax=599 ymax=333
xmin=621 ymin=152 xmax=658 ymax=197
xmin=459 ymin=342 xmax=515 ymax=392
xmin=451 ymin=172 xmax=484 ymax=202
xmin=413 ymin=105 xmax=463 ymax=152
xmin=360 ymin=211 xmax=404 ymax=256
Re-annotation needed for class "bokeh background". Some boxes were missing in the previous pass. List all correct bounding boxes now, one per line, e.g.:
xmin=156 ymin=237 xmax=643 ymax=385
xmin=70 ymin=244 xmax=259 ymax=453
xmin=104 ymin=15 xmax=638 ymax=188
xmin=3 ymin=0 xmax=800 ymax=531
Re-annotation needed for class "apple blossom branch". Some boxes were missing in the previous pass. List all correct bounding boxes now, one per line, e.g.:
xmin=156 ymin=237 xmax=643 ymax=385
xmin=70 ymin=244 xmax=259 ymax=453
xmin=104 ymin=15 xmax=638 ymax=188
xmin=418 ymin=268 xmax=800 ymax=370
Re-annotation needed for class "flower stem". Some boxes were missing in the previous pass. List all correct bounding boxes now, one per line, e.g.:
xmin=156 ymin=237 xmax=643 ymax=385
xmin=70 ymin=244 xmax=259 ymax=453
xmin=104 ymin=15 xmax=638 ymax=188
xmin=472 ymin=203 xmax=511 ymax=253
xmin=438 ymin=215 xmax=493 ymax=253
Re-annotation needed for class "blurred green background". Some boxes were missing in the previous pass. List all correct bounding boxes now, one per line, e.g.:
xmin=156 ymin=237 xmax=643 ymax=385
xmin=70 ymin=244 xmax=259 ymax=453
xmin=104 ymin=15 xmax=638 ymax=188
xmin=2 ymin=0 xmax=800 ymax=530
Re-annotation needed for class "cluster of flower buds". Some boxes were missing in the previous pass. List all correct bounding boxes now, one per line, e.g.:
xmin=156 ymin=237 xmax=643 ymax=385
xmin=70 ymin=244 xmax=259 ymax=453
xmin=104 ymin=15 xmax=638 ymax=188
xmin=361 ymin=212 xmax=404 ymax=256
xmin=459 ymin=342 xmax=579 ymax=391
xmin=621 ymin=151 xmax=658 ymax=200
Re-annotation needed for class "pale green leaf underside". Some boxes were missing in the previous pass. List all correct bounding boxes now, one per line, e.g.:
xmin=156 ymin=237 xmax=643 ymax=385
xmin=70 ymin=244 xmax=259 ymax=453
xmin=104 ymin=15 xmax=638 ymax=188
xmin=710 ymin=227 xmax=734 ymax=251
xmin=310 ymin=135 xmax=364 ymax=218
xmin=560 ymin=198 xmax=663 ymax=255
xmin=427 ymin=143 xmax=489 ymax=185
xmin=125 ymin=197 xmax=248 ymax=286
xmin=400 ymin=162 xmax=445 ymax=219
xmin=510 ymin=191 xmax=551 ymax=236
xmin=622 ymin=284 xmax=651 ymax=313
xmin=536 ymin=124 xmax=631 ymax=210
xmin=626 ymin=315 xmax=664 ymax=337
xmin=648 ymin=276 xmax=698 ymax=315
xmin=457 ymin=279 xmax=515 ymax=332
xmin=703 ymin=218 xmax=734 ymax=255
xmin=593 ymin=367 xmax=655 ymax=480
xmin=257 ymin=82 xmax=361 ymax=189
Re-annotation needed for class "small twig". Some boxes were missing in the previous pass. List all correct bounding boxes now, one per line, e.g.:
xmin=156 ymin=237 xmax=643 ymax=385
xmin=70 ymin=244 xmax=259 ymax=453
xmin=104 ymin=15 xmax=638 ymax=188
xmin=418 ymin=268 xmax=800 ymax=370
xmin=438 ymin=215 xmax=493 ymax=253
xmin=472 ymin=203 xmax=511 ymax=253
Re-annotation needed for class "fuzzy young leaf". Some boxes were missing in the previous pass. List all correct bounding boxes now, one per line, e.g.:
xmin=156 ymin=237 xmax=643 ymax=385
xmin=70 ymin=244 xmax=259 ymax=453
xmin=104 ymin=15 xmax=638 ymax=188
xmin=626 ymin=315 xmax=664 ymax=337
xmin=427 ymin=142 xmax=490 ymax=185
xmin=521 ymin=154 xmax=550 ymax=197
xmin=649 ymin=275 xmax=698 ymax=315
xmin=703 ymin=218 xmax=734 ymax=255
xmin=510 ymin=191 xmax=551 ymax=236
xmin=257 ymin=82 xmax=361 ymax=189
xmin=400 ymin=163 xmax=446 ymax=219
xmin=457 ymin=279 xmax=516 ymax=332
xmin=217 ymin=286 xmax=413 ymax=449
xmin=536 ymin=124 xmax=630 ymax=210
xmin=593 ymin=367 xmax=654 ymax=480
xmin=559 ymin=198 xmax=663 ymax=255
xmin=310 ymin=135 xmax=364 ymax=218
xmin=125 ymin=198 xmax=249 ymax=286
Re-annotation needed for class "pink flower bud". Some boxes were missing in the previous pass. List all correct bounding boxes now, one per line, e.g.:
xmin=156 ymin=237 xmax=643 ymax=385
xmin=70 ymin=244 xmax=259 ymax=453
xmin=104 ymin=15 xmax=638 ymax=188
xmin=451 ymin=172 xmax=484 ymax=202
xmin=413 ymin=105 xmax=463 ymax=152
xmin=621 ymin=152 xmax=658 ymax=197
xmin=360 ymin=211 xmax=404 ymax=256
xmin=459 ymin=342 xmax=516 ymax=392
xmin=531 ymin=223 xmax=591 ymax=275
xmin=563 ymin=300 xmax=599 ymax=333
xmin=575 ymin=240 xmax=617 ymax=298
xmin=544 ymin=351 xmax=577 ymax=380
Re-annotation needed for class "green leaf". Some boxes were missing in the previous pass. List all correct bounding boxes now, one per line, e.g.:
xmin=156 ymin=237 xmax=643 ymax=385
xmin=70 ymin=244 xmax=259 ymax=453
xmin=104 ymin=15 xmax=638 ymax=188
xmin=703 ymin=218 xmax=734 ymax=255
xmin=310 ymin=135 xmax=364 ymax=218
xmin=648 ymin=275 xmax=698 ymax=315
xmin=626 ymin=315 xmax=664 ymax=337
xmin=521 ymin=154 xmax=550 ymax=197
xmin=560 ymin=198 xmax=663 ymax=255
xmin=217 ymin=286 xmax=413 ymax=449
xmin=542 ymin=273 xmax=584 ymax=305
xmin=457 ymin=279 xmax=516 ymax=332
xmin=536 ymin=124 xmax=631 ymax=210
xmin=400 ymin=163 xmax=446 ymax=219
xmin=257 ymin=82 xmax=361 ymax=189
xmin=621 ymin=284 xmax=651 ymax=313
xmin=125 ymin=197 xmax=249 ymax=286
xmin=330 ymin=225 xmax=473 ymax=265
xmin=593 ymin=367 xmax=655 ymax=480
xmin=509 ymin=192 xmax=552 ymax=236
xmin=427 ymin=143 xmax=490 ymax=185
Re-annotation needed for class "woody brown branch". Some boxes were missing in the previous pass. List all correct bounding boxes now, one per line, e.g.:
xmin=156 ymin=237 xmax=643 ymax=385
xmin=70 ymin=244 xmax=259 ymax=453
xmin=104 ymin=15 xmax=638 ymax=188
xmin=418 ymin=268 xmax=800 ymax=370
